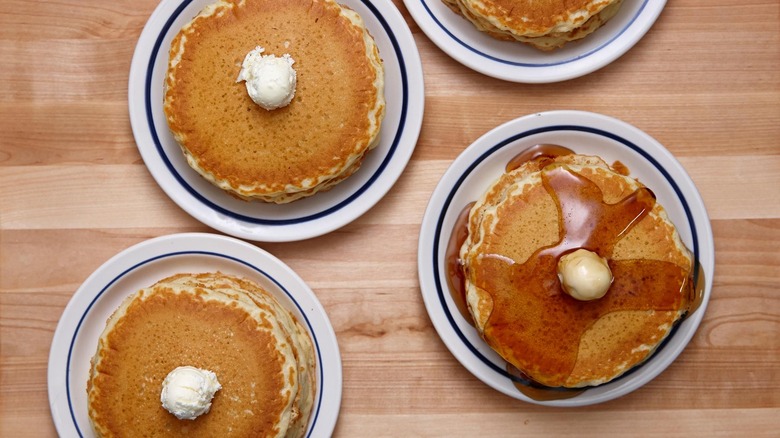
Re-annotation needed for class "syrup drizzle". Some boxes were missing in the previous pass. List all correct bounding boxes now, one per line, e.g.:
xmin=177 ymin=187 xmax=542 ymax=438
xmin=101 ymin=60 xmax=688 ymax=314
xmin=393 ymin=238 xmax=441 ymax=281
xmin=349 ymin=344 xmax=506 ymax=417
xmin=505 ymin=143 xmax=574 ymax=173
xmin=479 ymin=166 xmax=687 ymax=387
xmin=445 ymin=144 xmax=701 ymax=399
xmin=445 ymin=202 xmax=475 ymax=326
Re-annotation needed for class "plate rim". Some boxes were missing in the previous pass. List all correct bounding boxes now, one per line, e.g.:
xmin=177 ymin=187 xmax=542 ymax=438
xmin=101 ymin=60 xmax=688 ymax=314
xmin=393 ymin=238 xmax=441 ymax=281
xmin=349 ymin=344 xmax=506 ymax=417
xmin=47 ymin=232 xmax=342 ymax=437
xmin=417 ymin=110 xmax=715 ymax=406
xmin=403 ymin=0 xmax=667 ymax=83
xmin=127 ymin=0 xmax=425 ymax=242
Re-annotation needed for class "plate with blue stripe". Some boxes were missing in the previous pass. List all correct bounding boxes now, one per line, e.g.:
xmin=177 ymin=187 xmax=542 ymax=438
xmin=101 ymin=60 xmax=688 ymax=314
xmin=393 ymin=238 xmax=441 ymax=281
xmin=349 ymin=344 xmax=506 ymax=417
xmin=128 ymin=0 xmax=424 ymax=242
xmin=48 ymin=233 xmax=341 ymax=437
xmin=417 ymin=110 xmax=714 ymax=405
xmin=404 ymin=0 xmax=666 ymax=82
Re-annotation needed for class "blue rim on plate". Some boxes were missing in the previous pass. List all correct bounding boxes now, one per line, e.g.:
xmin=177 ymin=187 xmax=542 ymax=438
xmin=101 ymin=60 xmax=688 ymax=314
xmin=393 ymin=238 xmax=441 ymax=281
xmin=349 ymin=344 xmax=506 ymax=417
xmin=433 ymin=125 xmax=699 ymax=380
xmin=404 ymin=0 xmax=667 ymax=82
xmin=418 ymin=111 xmax=714 ymax=406
xmin=128 ymin=0 xmax=425 ymax=241
xmin=64 ymin=252 xmax=325 ymax=437
xmin=145 ymin=0 xmax=406 ymax=225
xmin=48 ymin=233 xmax=342 ymax=437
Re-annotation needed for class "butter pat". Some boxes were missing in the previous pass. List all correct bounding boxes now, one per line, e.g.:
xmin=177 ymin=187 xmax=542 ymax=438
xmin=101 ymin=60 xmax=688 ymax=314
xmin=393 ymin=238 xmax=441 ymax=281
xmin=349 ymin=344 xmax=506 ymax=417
xmin=557 ymin=249 xmax=613 ymax=301
xmin=160 ymin=366 xmax=222 ymax=420
xmin=236 ymin=46 xmax=296 ymax=110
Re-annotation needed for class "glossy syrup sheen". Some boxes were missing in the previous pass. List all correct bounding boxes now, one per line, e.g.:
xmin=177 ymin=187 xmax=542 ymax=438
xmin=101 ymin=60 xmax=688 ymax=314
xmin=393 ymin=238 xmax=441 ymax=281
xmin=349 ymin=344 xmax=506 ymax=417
xmin=447 ymin=145 xmax=695 ymax=397
xmin=505 ymin=143 xmax=574 ymax=173
xmin=478 ymin=165 xmax=690 ymax=387
xmin=445 ymin=144 xmax=578 ymax=323
xmin=445 ymin=202 xmax=475 ymax=325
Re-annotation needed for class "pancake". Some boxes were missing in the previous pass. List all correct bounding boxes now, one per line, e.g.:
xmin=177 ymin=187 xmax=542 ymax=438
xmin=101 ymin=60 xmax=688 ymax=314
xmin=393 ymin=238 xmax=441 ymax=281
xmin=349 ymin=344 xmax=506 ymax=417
xmin=163 ymin=0 xmax=385 ymax=203
xmin=441 ymin=0 xmax=623 ymax=50
xmin=87 ymin=272 xmax=316 ymax=437
xmin=460 ymin=153 xmax=693 ymax=388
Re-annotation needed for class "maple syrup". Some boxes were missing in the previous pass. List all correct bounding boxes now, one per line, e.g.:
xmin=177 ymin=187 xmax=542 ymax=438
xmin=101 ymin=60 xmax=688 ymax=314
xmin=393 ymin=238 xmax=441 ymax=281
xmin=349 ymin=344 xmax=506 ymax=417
xmin=506 ymin=363 xmax=585 ymax=400
xmin=687 ymin=260 xmax=707 ymax=317
xmin=611 ymin=160 xmax=630 ymax=176
xmin=479 ymin=166 xmax=689 ymax=386
xmin=505 ymin=143 xmax=574 ymax=172
xmin=445 ymin=144 xmax=698 ymax=399
xmin=445 ymin=202 xmax=475 ymax=325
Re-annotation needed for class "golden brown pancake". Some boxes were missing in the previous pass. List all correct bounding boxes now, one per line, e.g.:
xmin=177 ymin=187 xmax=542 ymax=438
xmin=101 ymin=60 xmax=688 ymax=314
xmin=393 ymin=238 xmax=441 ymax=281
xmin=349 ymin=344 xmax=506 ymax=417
xmin=460 ymin=153 xmax=693 ymax=387
xmin=442 ymin=0 xmax=623 ymax=50
xmin=164 ymin=0 xmax=385 ymax=203
xmin=87 ymin=272 xmax=315 ymax=437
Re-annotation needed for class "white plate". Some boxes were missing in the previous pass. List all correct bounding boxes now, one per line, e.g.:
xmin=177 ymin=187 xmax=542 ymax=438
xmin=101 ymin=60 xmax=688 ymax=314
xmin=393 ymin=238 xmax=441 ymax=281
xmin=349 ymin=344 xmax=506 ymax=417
xmin=128 ymin=0 xmax=425 ymax=242
xmin=404 ymin=0 xmax=666 ymax=82
xmin=48 ymin=233 xmax=342 ymax=436
xmin=418 ymin=110 xmax=714 ymax=406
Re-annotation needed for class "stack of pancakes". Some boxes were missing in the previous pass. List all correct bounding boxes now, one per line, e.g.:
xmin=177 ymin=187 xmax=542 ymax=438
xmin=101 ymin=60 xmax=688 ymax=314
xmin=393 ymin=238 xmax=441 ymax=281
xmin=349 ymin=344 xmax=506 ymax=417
xmin=442 ymin=0 xmax=624 ymax=50
xmin=87 ymin=272 xmax=316 ymax=437
xmin=460 ymin=153 xmax=693 ymax=388
xmin=163 ymin=0 xmax=385 ymax=203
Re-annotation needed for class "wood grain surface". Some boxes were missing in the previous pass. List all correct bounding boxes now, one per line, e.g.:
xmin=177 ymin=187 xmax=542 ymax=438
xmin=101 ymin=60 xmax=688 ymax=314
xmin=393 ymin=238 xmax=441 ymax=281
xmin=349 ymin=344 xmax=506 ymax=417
xmin=1 ymin=0 xmax=779 ymax=436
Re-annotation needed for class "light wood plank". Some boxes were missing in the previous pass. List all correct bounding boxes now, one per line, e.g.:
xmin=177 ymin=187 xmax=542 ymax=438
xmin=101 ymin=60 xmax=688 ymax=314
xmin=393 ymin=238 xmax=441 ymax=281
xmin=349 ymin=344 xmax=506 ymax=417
xmin=2 ymin=156 xmax=779 ymax=231
xmin=1 ymin=0 xmax=778 ymax=435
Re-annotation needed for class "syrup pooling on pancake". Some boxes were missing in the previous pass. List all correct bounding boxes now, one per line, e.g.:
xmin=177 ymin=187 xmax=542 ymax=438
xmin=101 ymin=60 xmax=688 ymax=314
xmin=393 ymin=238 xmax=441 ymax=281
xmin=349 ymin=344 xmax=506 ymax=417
xmin=445 ymin=144 xmax=575 ymax=324
xmin=474 ymin=164 xmax=692 ymax=387
xmin=446 ymin=202 xmax=476 ymax=325
xmin=506 ymin=144 xmax=576 ymax=172
xmin=455 ymin=147 xmax=695 ymax=389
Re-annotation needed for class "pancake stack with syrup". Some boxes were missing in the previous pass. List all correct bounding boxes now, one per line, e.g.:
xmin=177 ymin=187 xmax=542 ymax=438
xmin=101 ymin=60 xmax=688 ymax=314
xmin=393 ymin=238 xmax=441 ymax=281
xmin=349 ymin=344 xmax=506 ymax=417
xmin=87 ymin=272 xmax=316 ymax=437
xmin=441 ymin=0 xmax=624 ymax=50
xmin=163 ymin=0 xmax=385 ymax=203
xmin=459 ymin=150 xmax=694 ymax=388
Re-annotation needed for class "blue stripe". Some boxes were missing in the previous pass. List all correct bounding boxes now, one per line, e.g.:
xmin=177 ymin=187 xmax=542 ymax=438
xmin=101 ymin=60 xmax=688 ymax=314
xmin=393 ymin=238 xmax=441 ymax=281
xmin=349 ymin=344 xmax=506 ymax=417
xmin=418 ymin=0 xmax=649 ymax=67
xmin=431 ymin=124 xmax=701 ymax=386
xmin=144 ymin=0 xmax=409 ymax=225
xmin=67 ymin=251 xmax=325 ymax=437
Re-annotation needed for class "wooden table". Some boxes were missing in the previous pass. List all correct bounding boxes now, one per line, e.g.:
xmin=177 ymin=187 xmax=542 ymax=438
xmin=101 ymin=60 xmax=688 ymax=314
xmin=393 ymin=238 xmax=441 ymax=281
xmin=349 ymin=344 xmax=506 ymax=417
xmin=2 ymin=0 xmax=778 ymax=436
